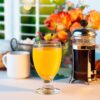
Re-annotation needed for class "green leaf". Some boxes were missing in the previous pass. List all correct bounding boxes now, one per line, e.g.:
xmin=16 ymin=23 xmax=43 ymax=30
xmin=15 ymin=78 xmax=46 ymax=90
xmin=35 ymin=36 xmax=40 ymax=42
xmin=68 ymin=7 xmax=74 ymax=10
xmin=80 ymin=5 xmax=87 ymax=10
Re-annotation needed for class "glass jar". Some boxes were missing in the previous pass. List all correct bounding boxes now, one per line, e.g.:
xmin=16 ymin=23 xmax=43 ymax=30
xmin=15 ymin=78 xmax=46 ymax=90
xmin=71 ymin=20 xmax=96 ymax=83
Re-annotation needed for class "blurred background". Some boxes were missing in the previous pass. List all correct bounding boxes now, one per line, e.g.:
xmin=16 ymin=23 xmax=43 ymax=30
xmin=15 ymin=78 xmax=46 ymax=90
xmin=0 ymin=0 xmax=100 ymax=44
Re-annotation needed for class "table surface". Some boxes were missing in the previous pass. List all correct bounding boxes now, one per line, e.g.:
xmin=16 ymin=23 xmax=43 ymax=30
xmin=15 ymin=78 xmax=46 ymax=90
xmin=0 ymin=71 xmax=100 ymax=100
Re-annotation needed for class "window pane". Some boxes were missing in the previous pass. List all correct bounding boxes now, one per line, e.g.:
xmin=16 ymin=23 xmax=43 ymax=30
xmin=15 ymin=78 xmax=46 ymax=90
xmin=21 ymin=26 xmax=36 ymax=33
xmin=0 ymin=7 xmax=4 ymax=12
xmin=40 ymin=0 xmax=52 ymax=4
xmin=0 ymin=34 xmax=4 ymax=39
xmin=0 ymin=24 xmax=4 ymax=30
xmin=40 ymin=17 xmax=45 ymax=24
xmin=40 ymin=7 xmax=55 ymax=15
xmin=0 ymin=16 xmax=4 ymax=21
xmin=20 ymin=0 xmax=56 ymax=39
xmin=20 ymin=0 xmax=35 ymax=4
xmin=21 ymin=16 xmax=35 ymax=24
xmin=0 ymin=0 xmax=4 ymax=3
xmin=40 ymin=27 xmax=51 ymax=33
xmin=40 ymin=0 xmax=65 ymax=5
xmin=0 ymin=0 xmax=4 ymax=39
xmin=20 ymin=7 xmax=35 ymax=14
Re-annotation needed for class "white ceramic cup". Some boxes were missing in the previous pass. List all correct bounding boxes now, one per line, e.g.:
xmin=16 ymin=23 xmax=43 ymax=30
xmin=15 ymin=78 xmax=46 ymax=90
xmin=2 ymin=51 xmax=30 ymax=79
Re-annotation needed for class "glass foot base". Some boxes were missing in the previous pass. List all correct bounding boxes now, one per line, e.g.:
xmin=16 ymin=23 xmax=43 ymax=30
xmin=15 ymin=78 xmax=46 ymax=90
xmin=35 ymin=87 xmax=60 ymax=95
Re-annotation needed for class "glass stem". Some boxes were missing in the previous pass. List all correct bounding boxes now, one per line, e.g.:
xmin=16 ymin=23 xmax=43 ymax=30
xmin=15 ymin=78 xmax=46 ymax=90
xmin=42 ymin=80 xmax=54 ymax=94
xmin=43 ymin=80 xmax=54 ymax=89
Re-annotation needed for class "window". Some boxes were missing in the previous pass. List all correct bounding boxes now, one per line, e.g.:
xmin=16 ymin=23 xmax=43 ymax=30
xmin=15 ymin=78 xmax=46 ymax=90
xmin=0 ymin=0 xmax=4 ymax=39
xmin=20 ymin=0 xmax=56 ymax=39
xmin=0 ymin=0 xmax=56 ymax=40
xmin=39 ymin=0 xmax=56 ymax=33
xmin=20 ymin=0 xmax=36 ymax=39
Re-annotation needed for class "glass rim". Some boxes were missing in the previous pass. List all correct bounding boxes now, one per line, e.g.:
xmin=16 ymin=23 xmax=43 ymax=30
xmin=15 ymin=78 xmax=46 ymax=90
xmin=34 ymin=41 xmax=61 ymax=44
xmin=34 ymin=40 xmax=61 ymax=43
xmin=33 ymin=41 xmax=62 ymax=47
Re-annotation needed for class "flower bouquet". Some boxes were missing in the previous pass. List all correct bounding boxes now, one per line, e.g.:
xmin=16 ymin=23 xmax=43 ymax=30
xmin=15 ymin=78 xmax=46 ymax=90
xmin=35 ymin=0 xmax=100 ymax=78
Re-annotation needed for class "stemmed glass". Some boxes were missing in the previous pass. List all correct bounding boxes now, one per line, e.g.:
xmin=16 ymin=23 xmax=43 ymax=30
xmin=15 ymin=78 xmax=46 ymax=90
xmin=32 ymin=41 xmax=62 ymax=94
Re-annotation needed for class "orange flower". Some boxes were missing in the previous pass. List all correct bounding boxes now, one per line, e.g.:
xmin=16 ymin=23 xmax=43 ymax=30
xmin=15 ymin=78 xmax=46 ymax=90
xmin=57 ymin=30 xmax=68 ymax=42
xmin=70 ymin=22 xmax=82 ymax=33
xmin=86 ymin=10 xmax=100 ymax=30
xmin=44 ymin=13 xmax=60 ymax=31
xmin=68 ymin=8 xmax=83 ymax=22
xmin=44 ymin=12 xmax=72 ymax=31
xmin=58 ymin=12 xmax=72 ymax=30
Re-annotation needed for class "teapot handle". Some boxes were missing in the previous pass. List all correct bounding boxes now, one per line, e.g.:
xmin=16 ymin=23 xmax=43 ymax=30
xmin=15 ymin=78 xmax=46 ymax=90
xmin=10 ymin=38 xmax=18 ymax=51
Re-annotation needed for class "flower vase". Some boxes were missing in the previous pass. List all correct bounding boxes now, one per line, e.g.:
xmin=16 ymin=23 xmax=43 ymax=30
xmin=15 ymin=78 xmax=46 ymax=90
xmin=57 ymin=40 xmax=72 ymax=79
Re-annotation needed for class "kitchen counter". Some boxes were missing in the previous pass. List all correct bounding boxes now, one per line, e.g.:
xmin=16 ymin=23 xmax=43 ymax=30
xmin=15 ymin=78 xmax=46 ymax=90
xmin=0 ymin=71 xmax=100 ymax=100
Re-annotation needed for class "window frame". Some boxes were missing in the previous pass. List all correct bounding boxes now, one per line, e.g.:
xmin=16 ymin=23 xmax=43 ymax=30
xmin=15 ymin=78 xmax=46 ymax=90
xmin=3 ymin=0 xmax=55 ymax=40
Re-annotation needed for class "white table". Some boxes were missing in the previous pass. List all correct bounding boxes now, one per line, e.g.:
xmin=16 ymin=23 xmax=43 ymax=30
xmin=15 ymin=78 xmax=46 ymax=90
xmin=0 ymin=71 xmax=100 ymax=100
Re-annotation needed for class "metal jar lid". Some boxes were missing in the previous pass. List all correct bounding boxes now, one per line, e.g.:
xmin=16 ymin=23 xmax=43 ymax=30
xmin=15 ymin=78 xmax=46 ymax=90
xmin=71 ymin=20 xmax=96 ymax=38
